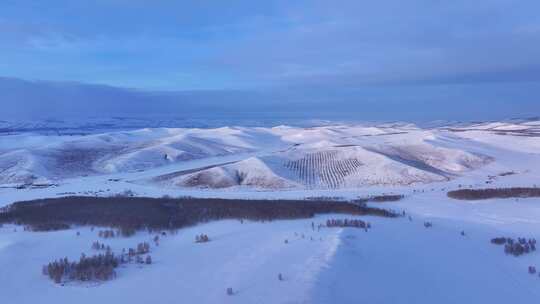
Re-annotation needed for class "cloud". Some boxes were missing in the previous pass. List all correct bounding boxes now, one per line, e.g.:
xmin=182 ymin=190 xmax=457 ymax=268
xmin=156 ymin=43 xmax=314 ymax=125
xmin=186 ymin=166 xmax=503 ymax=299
xmin=0 ymin=0 xmax=539 ymax=122
xmin=210 ymin=0 xmax=540 ymax=87
xmin=2 ymin=0 xmax=539 ymax=89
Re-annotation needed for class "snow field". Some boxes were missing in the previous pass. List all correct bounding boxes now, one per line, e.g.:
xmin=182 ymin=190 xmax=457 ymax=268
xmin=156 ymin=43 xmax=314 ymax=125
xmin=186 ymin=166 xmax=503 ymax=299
xmin=0 ymin=216 xmax=344 ymax=304
xmin=314 ymin=215 xmax=540 ymax=304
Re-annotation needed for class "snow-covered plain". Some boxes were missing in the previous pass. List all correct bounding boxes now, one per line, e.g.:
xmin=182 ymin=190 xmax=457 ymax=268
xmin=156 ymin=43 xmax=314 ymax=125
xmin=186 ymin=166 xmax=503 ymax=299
xmin=1 ymin=120 xmax=540 ymax=303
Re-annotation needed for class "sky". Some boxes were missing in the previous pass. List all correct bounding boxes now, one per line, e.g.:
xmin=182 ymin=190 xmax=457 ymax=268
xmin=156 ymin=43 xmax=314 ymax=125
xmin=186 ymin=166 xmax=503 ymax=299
xmin=1 ymin=0 xmax=539 ymax=121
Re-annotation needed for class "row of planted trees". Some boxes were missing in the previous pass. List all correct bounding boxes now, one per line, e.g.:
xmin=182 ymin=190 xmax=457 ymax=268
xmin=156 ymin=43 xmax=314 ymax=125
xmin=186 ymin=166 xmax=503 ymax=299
xmin=326 ymin=218 xmax=370 ymax=229
xmin=285 ymin=151 xmax=362 ymax=189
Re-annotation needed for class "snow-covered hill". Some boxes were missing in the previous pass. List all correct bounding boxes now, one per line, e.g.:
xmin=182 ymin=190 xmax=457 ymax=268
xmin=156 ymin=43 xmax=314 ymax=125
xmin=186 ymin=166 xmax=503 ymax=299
xmin=3 ymin=121 xmax=540 ymax=190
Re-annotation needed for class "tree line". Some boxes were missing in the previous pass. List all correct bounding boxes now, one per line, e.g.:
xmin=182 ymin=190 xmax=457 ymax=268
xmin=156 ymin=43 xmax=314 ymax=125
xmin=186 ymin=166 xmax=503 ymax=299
xmin=326 ymin=218 xmax=370 ymax=229
xmin=448 ymin=187 xmax=540 ymax=200
xmin=353 ymin=194 xmax=404 ymax=204
xmin=0 ymin=196 xmax=399 ymax=232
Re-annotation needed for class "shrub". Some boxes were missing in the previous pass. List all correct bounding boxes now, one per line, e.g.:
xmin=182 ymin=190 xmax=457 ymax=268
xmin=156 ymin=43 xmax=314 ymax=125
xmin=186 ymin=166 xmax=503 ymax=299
xmin=491 ymin=237 xmax=507 ymax=245
xmin=91 ymin=241 xmax=110 ymax=251
xmin=136 ymin=242 xmax=150 ymax=254
xmin=98 ymin=230 xmax=116 ymax=239
xmin=195 ymin=234 xmax=210 ymax=243
xmin=25 ymin=222 xmax=70 ymax=232
xmin=119 ymin=226 xmax=136 ymax=237
xmin=497 ymin=237 xmax=536 ymax=257
xmin=369 ymin=195 xmax=405 ymax=203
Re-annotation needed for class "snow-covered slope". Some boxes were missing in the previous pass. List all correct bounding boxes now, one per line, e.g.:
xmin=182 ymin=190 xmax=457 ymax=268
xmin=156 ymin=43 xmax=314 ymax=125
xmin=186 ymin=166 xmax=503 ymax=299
xmin=148 ymin=125 xmax=497 ymax=190
xmin=1 ymin=120 xmax=539 ymax=190
xmin=0 ymin=127 xmax=265 ymax=184
xmin=165 ymin=157 xmax=299 ymax=189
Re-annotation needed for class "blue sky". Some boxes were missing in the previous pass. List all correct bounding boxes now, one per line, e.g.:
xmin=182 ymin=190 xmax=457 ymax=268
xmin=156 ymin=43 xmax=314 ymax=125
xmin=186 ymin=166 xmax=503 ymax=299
xmin=1 ymin=0 xmax=539 ymax=120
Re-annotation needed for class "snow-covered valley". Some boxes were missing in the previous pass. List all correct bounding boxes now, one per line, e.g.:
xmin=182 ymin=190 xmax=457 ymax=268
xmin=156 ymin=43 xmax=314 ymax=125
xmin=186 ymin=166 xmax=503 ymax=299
xmin=1 ymin=120 xmax=540 ymax=303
